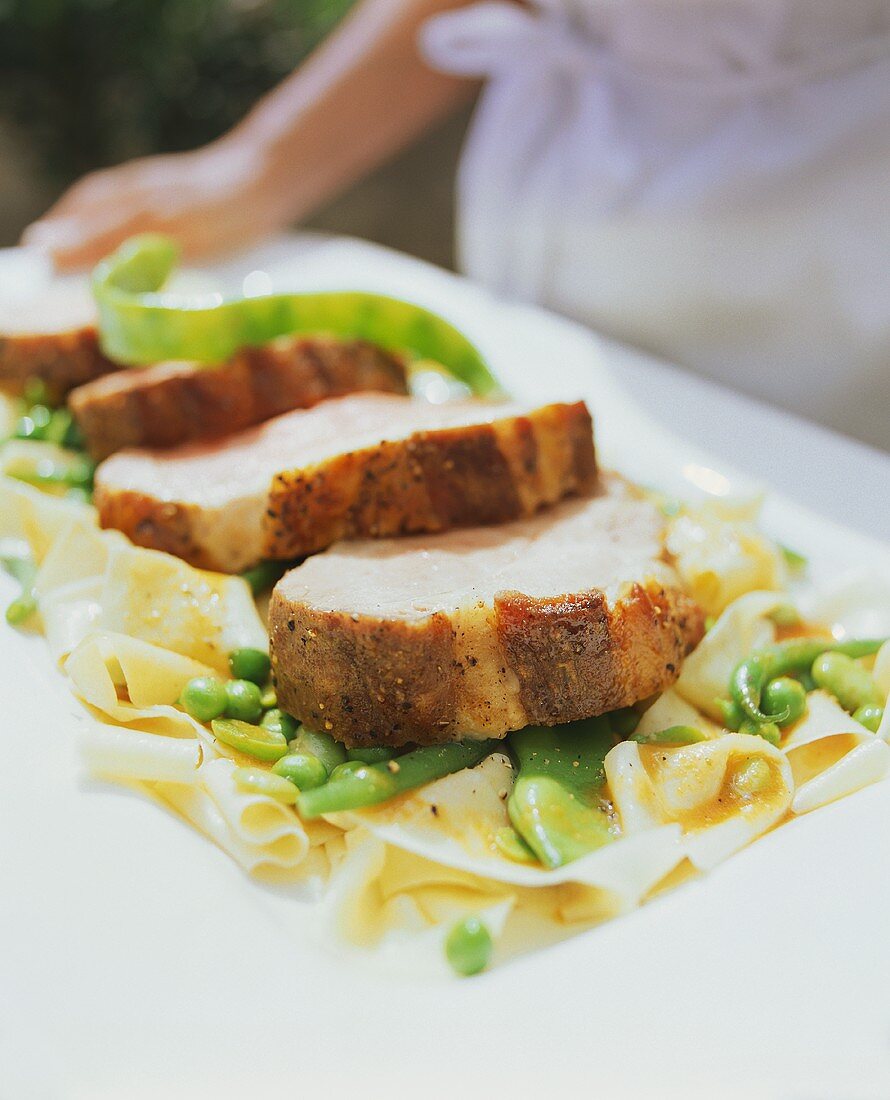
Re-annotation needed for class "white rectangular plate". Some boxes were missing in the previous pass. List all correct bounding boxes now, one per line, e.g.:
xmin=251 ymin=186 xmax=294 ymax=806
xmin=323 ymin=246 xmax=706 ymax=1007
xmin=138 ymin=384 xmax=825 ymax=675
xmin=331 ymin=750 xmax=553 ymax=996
xmin=2 ymin=236 xmax=889 ymax=1099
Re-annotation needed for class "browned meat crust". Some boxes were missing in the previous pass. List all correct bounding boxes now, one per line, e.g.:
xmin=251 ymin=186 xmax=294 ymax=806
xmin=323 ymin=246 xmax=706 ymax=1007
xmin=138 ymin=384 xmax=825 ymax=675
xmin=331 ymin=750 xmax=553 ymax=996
xmin=94 ymin=401 xmax=598 ymax=572
xmin=269 ymin=577 xmax=705 ymax=748
xmin=0 ymin=326 xmax=117 ymax=401
xmin=70 ymin=336 xmax=408 ymax=460
xmin=262 ymin=401 xmax=597 ymax=562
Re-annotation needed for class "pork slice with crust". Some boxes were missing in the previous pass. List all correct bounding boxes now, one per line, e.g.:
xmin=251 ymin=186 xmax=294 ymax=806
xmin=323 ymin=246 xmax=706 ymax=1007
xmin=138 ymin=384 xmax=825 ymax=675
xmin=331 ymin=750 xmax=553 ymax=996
xmin=69 ymin=335 xmax=407 ymax=460
xmin=269 ymin=478 xmax=706 ymax=748
xmin=94 ymin=393 xmax=597 ymax=572
xmin=0 ymin=287 xmax=117 ymax=399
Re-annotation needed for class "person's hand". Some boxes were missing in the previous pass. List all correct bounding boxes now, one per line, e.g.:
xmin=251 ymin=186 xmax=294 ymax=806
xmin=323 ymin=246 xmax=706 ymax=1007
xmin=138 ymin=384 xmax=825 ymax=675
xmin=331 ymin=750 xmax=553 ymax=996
xmin=22 ymin=137 xmax=286 ymax=271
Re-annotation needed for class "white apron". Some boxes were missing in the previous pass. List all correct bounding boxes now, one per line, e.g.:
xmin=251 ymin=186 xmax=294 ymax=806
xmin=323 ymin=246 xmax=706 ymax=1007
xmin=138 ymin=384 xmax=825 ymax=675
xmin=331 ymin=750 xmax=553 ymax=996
xmin=422 ymin=0 xmax=890 ymax=449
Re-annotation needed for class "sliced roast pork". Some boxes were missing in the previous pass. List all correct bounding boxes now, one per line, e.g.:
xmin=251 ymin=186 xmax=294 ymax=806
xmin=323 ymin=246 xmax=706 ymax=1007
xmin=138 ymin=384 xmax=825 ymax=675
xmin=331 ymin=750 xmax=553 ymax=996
xmin=70 ymin=336 xmax=407 ymax=460
xmin=269 ymin=480 xmax=705 ymax=747
xmin=94 ymin=394 xmax=597 ymax=572
xmin=0 ymin=285 xmax=116 ymax=398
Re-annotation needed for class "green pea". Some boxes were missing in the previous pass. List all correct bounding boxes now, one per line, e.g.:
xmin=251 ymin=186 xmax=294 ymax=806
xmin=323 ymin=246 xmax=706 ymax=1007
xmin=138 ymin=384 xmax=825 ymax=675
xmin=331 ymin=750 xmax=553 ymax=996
xmin=347 ymin=746 xmax=396 ymax=764
xmin=609 ymin=707 xmax=641 ymax=737
xmin=233 ymin=767 xmax=298 ymax=804
xmin=227 ymin=647 xmax=271 ymax=685
xmin=731 ymin=758 xmax=773 ymax=798
xmin=273 ymin=753 xmax=329 ymax=791
xmin=762 ymin=676 xmax=807 ymax=726
xmin=261 ymin=708 xmax=298 ymax=742
xmin=739 ymin=719 xmax=781 ymax=746
xmin=811 ymin=652 xmax=881 ymax=714
xmin=224 ymin=679 xmax=264 ymax=722
xmin=240 ymin=560 xmax=289 ymax=595
xmin=5 ymin=592 xmax=37 ymax=626
xmin=445 ymin=915 xmax=493 ymax=977
xmin=853 ymin=704 xmax=884 ymax=734
xmin=260 ymin=685 xmax=277 ymax=709
xmin=630 ymin=725 xmax=708 ymax=745
xmin=328 ymin=760 xmax=367 ymax=783
xmin=180 ymin=676 xmax=228 ymax=722
xmin=717 ymin=698 xmax=745 ymax=731
xmin=291 ymin=726 xmax=348 ymax=773
xmin=211 ymin=718 xmax=289 ymax=762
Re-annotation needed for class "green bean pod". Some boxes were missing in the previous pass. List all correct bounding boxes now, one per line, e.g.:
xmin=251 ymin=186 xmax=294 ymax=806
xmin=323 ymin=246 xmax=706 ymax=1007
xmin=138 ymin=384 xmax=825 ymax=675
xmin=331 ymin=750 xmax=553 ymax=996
xmin=296 ymin=739 xmax=498 ymax=819
xmin=92 ymin=235 xmax=500 ymax=396
xmin=730 ymin=637 xmax=887 ymax=724
xmin=811 ymin=652 xmax=882 ymax=714
xmin=507 ymin=718 xmax=614 ymax=870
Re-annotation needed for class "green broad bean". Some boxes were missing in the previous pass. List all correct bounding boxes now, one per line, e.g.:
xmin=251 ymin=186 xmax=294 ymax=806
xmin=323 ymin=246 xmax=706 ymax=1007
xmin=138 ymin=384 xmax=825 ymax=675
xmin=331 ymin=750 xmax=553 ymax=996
xmin=493 ymin=827 xmax=537 ymax=864
xmin=761 ymin=676 xmax=807 ymax=727
xmin=852 ymin=704 xmax=884 ymax=733
xmin=227 ymin=647 xmax=271 ymax=685
xmin=260 ymin=708 xmax=298 ymax=742
xmin=507 ymin=719 xmax=614 ymax=870
xmin=811 ymin=652 xmax=882 ymax=714
xmin=211 ymin=718 xmax=289 ymax=763
xmin=630 ymin=725 xmax=707 ymax=745
xmin=92 ymin=234 xmax=500 ymax=396
xmin=224 ymin=679 xmax=264 ymax=722
xmin=445 ymin=915 xmax=493 ymax=977
xmin=272 ymin=753 xmax=329 ymax=791
xmin=290 ymin=726 xmax=348 ymax=773
xmin=180 ymin=676 xmax=228 ymax=722
xmin=233 ymin=767 xmax=299 ymax=804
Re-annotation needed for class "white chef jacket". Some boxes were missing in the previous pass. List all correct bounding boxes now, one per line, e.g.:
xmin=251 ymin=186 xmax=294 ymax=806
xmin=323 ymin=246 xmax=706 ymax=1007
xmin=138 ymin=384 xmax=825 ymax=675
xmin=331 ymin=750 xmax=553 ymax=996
xmin=422 ymin=0 xmax=890 ymax=449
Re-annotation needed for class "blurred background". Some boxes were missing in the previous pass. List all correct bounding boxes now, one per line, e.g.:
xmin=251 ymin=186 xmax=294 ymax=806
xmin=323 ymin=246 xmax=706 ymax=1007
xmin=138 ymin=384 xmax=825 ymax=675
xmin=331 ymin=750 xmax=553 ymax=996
xmin=0 ymin=0 xmax=466 ymax=266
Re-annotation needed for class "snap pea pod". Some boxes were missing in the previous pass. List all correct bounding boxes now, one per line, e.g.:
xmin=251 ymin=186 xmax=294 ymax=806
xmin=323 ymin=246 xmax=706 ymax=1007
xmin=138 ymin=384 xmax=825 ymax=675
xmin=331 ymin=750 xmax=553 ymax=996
xmin=92 ymin=235 xmax=500 ymax=396
xmin=507 ymin=718 xmax=614 ymax=870
xmin=296 ymin=739 xmax=498 ymax=819
xmin=811 ymin=652 xmax=882 ymax=714
xmin=731 ymin=638 xmax=886 ymax=724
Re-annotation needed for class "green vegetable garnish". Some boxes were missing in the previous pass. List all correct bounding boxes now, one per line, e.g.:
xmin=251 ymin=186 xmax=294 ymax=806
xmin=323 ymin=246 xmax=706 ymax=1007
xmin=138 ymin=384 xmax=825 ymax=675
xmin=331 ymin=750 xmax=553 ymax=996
xmin=227 ymin=647 xmax=271 ymax=685
xmin=224 ymin=679 xmax=264 ymax=723
xmin=811 ymin=652 xmax=882 ymax=715
xmin=296 ymin=739 xmax=497 ymax=819
xmin=92 ymin=235 xmax=499 ymax=395
xmin=272 ymin=753 xmax=329 ymax=791
xmin=233 ymin=766 xmax=299 ymax=804
xmin=445 ymin=915 xmax=493 ymax=977
xmin=211 ymin=718 xmax=289 ymax=763
xmin=507 ymin=718 xmax=614 ymax=870
xmin=180 ymin=675 xmax=228 ymax=723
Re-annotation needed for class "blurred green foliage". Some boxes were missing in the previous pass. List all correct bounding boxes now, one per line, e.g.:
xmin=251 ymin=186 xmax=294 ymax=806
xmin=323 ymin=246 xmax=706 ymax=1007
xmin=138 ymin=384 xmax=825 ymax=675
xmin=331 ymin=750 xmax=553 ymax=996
xmin=0 ymin=0 xmax=355 ymax=183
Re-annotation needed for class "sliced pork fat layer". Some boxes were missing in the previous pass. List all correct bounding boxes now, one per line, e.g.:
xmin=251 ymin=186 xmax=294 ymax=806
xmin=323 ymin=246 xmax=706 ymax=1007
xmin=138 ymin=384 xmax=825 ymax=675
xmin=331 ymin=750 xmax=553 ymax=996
xmin=70 ymin=336 xmax=407 ymax=459
xmin=94 ymin=394 xmax=597 ymax=572
xmin=270 ymin=480 xmax=705 ymax=747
